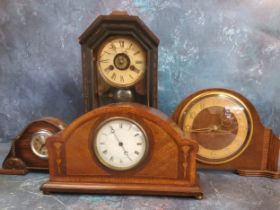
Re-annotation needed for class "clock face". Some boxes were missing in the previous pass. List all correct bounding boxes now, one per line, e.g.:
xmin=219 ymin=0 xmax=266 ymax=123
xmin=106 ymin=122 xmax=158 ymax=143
xmin=178 ymin=91 xmax=253 ymax=164
xmin=96 ymin=36 xmax=146 ymax=88
xmin=30 ymin=130 xmax=52 ymax=159
xmin=93 ymin=117 xmax=148 ymax=171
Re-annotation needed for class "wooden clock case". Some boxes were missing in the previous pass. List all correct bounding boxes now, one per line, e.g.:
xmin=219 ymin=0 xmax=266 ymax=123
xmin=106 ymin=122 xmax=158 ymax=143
xmin=41 ymin=103 xmax=203 ymax=198
xmin=79 ymin=11 xmax=159 ymax=111
xmin=0 ymin=117 xmax=67 ymax=175
xmin=172 ymin=88 xmax=280 ymax=179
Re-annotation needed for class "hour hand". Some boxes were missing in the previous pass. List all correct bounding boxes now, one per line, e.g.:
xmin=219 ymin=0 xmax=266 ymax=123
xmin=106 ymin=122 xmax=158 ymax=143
xmin=124 ymin=150 xmax=132 ymax=161
xmin=39 ymin=144 xmax=45 ymax=152
xmin=190 ymin=127 xmax=213 ymax=133
xmin=103 ymin=65 xmax=114 ymax=73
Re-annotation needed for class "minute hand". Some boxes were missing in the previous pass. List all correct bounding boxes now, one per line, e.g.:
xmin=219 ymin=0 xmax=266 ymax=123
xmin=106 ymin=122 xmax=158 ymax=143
xmin=190 ymin=127 xmax=234 ymax=134
xmin=190 ymin=127 xmax=213 ymax=132
xmin=110 ymin=127 xmax=132 ymax=161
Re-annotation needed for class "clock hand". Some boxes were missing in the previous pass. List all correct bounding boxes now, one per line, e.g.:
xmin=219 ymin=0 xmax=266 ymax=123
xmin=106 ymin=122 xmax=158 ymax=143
xmin=190 ymin=127 xmax=213 ymax=132
xmin=190 ymin=125 xmax=235 ymax=133
xmin=110 ymin=126 xmax=133 ymax=161
xmin=124 ymin=150 xmax=132 ymax=161
xmin=129 ymin=65 xmax=141 ymax=74
xmin=212 ymin=129 xmax=236 ymax=134
xmin=39 ymin=144 xmax=45 ymax=152
xmin=104 ymin=65 xmax=114 ymax=72
xmin=37 ymin=136 xmax=47 ymax=148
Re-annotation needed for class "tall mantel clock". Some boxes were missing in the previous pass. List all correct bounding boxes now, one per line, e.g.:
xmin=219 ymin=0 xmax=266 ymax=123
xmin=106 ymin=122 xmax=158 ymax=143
xmin=79 ymin=11 xmax=159 ymax=112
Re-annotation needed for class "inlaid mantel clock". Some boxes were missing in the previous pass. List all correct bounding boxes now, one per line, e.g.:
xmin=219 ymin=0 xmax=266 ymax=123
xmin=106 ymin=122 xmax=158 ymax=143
xmin=172 ymin=88 xmax=280 ymax=179
xmin=41 ymin=103 xmax=203 ymax=199
xmin=79 ymin=11 xmax=159 ymax=112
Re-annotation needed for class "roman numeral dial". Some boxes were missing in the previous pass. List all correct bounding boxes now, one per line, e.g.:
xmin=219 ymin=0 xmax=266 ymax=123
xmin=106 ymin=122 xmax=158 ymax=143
xmin=96 ymin=36 xmax=146 ymax=88
xmin=94 ymin=118 xmax=148 ymax=171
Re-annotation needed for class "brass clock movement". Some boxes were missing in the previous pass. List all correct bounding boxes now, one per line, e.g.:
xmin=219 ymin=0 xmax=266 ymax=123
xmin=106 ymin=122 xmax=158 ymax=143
xmin=0 ymin=117 xmax=67 ymax=175
xmin=172 ymin=88 xmax=280 ymax=178
xmin=41 ymin=103 xmax=203 ymax=199
xmin=79 ymin=11 xmax=159 ymax=111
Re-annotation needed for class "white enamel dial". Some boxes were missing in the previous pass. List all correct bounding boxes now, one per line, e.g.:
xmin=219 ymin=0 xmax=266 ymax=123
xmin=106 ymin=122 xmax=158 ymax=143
xmin=94 ymin=118 xmax=148 ymax=171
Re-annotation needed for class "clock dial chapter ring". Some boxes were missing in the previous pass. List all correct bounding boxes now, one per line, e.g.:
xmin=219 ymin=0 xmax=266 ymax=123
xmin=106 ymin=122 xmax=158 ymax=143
xmin=30 ymin=130 xmax=53 ymax=159
xmin=92 ymin=117 xmax=149 ymax=171
xmin=178 ymin=91 xmax=253 ymax=164
xmin=96 ymin=36 xmax=146 ymax=88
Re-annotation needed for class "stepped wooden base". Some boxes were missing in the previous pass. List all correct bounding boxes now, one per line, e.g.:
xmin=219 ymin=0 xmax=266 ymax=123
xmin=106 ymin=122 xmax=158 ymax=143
xmin=41 ymin=180 xmax=203 ymax=199
xmin=0 ymin=168 xmax=28 ymax=175
xmin=236 ymin=169 xmax=280 ymax=179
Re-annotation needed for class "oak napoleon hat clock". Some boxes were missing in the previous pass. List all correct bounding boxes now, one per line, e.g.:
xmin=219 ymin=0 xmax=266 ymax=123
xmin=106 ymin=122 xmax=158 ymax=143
xmin=172 ymin=88 xmax=280 ymax=178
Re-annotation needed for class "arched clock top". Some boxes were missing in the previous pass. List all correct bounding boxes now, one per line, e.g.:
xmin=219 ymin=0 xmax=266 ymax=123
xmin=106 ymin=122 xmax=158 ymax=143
xmin=61 ymin=103 xmax=198 ymax=151
xmin=42 ymin=103 xmax=202 ymax=198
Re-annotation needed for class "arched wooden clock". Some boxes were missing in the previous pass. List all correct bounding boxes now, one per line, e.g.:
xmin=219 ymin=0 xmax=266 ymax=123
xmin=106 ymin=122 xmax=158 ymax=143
xmin=0 ymin=117 xmax=67 ymax=175
xmin=79 ymin=11 xmax=159 ymax=112
xmin=172 ymin=88 xmax=280 ymax=179
xmin=41 ymin=103 xmax=203 ymax=199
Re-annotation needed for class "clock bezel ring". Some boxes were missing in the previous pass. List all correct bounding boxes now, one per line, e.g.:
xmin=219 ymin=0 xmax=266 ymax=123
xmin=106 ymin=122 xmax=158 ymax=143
xmin=91 ymin=116 xmax=150 ymax=171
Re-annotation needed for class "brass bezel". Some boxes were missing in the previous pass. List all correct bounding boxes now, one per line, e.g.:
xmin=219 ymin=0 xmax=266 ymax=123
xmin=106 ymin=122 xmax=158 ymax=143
xmin=93 ymin=116 xmax=149 ymax=171
xmin=30 ymin=130 xmax=53 ymax=159
xmin=178 ymin=90 xmax=254 ymax=165
xmin=96 ymin=35 xmax=147 ymax=88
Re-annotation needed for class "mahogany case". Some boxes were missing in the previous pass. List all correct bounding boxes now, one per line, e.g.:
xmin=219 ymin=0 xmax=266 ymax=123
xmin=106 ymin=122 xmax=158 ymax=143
xmin=41 ymin=103 xmax=203 ymax=198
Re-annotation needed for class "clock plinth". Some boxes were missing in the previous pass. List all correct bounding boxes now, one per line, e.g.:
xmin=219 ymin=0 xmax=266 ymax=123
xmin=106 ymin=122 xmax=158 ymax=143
xmin=41 ymin=181 xmax=203 ymax=198
xmin=236 ymin=128 xmax=280 ymax=179
xmin=41 ymin=103 xmax=203 ymax=198
xmin=236 ymin=169 xmax=280 ymax=179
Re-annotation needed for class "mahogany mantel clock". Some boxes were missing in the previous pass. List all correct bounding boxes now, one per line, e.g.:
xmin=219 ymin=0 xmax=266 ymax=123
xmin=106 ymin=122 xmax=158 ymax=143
xmin=41 ymin=103 xmax=203 ymax=199
xmin=79 ymin=11 xmax=159 ymax=112
xmin=0 ymin=117 xmax=67 ymax=175
xmin=172 ymin=88 xmax=280 ymax=179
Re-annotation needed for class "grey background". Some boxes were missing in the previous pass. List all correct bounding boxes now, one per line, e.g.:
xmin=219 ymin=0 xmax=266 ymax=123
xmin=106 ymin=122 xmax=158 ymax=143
xmin=1 ymin=0 xmax=280 ymax=142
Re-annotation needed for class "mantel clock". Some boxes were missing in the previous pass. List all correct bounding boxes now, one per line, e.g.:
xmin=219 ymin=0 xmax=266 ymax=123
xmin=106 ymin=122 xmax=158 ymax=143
xmin=172 ymin=88 xmax=280 ymax=179
xmin=41 ymin=103 xmax=203 ymax=199
xmin=0 ymin=117 xmax=67 ymax=175
xmin=79 ymin=11 xmax=159 ymax=111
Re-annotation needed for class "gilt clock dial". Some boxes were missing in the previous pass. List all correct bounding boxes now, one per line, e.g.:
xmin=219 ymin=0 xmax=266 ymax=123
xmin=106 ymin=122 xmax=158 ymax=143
xmin=30 ymin=130 xmax=52 ymax=159
xmin=178 ymin=91 xmax=253 ymax=164
xmin=93 ymin=117 xmax=148 ymax=170
xmin=97 ymin=36 xmax=146 ymax=88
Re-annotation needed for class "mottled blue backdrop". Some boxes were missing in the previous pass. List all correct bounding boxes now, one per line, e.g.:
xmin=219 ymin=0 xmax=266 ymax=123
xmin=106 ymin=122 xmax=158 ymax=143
xmin=1 ymin=0 xmax=280 ymax=141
